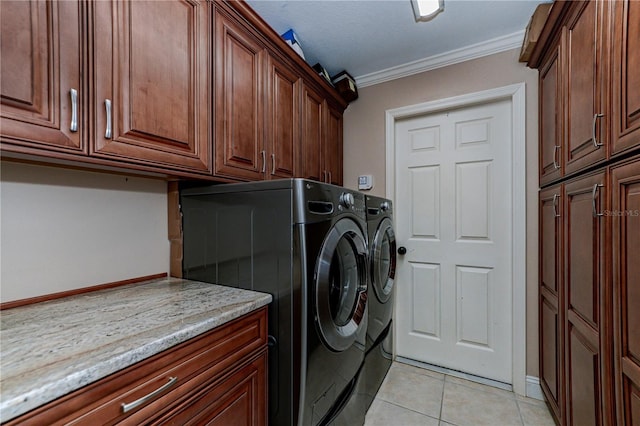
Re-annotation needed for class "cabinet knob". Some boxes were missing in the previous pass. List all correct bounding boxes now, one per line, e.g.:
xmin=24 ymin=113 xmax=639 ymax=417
xmin=397 ymin=246 xmax=407 ymax=255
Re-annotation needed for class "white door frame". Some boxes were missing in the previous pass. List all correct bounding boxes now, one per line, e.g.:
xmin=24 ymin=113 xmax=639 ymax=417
xmin=385 ymin=83 xmax=527 ymax=396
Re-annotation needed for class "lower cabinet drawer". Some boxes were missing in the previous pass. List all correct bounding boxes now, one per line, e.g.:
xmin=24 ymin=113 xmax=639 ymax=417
xmin=8 ymin=307 xmax=267 ymax=426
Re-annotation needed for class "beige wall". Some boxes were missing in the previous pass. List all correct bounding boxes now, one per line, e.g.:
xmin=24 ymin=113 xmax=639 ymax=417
xmin=0 ymin=161 xmax=170 ymax=303
xmin=343 ymin=48 xmax=540 ymax=377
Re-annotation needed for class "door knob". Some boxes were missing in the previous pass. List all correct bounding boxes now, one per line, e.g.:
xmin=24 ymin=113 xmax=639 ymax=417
xmin=397 ymin=246 xmax=407 ymax=255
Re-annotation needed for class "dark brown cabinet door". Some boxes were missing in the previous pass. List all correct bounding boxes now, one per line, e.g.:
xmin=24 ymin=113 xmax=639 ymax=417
xmin=324 ymin=102 xmax=343 ymax=185
xmin=611 ymin=0 xmax=640 ymax=157
xmin=266 ymin=54 xmax=300 ymax=179
xmin=213 ymin=8 xmax=266 ymax=180
xmin=540 ymin=185 xmax=564 ymax=424
xmin=300 ymin=84 xmax=324 ymax=182
xmin=0 ymin=0 xmax=84 ymax=154
xmin=539 ymin=43 xmax=563 ymax=186
xmin=564 ymin=1 xmax=608 ymax=175
xmin=563 ymin=170 xmax=611 ymax=426
xmin=92 ymin=0 xmax=210 ymax=173
xmin=611 ymin=159 xmax=640 ymax=426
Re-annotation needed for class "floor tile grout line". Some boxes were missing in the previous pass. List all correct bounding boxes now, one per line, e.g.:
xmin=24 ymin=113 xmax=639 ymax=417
xmin=375 ymin=396 xmax=442 ymax=423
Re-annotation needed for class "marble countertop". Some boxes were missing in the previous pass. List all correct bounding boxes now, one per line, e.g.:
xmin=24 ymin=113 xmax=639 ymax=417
xmin=0 ymin=277 xmax=272 ymax=422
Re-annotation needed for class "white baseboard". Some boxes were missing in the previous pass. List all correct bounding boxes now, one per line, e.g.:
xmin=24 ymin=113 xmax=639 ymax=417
xmin=526 ymin=376 xmax=545 ymax=401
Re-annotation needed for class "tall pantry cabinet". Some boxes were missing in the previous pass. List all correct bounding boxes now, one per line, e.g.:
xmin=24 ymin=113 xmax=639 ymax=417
xmin=528 ymin=1 xmax=640 ymax=425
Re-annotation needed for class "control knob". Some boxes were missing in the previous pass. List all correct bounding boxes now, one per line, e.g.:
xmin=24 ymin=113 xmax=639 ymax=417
xmin=380 ymin=201 xmax=391 ymax=211
xmin=339 ymin=192 xmax=355 ymax=209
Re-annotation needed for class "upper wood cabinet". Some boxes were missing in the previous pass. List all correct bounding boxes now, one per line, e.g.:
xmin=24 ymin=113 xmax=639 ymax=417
xmin=213 ymin=8 xmax=266 ymax=180
xmin=91 ymin=0 xmax=211 ymax=174
xmin=530 ymin=0 xmax=639 ymax=185
xmin=300 ymin=83 xmax=344 ymax=185
xmin=611 ymin=0 xmax=640 ymax=157
xmin=564 ymin=0 xmax=609 ymax=175
xmin=539 ymin=43 xmax=563 ymax=186
xmin=266 ymin=54 xmax=300 ymax=179
xmin=0 ymin=1 xmax=85 ymax=154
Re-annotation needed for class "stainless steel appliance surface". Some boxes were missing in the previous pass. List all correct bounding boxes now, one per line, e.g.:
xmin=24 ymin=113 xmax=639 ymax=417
xmin=362 ymin=195 xmax=396 ymax=411
xmin=180 ymin=179 xmax=368 ymax=426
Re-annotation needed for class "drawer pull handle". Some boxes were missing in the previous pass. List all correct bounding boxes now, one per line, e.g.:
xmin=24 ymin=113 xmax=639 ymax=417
xmin=592 ymin=113 xmax=604 ymax=148
xmin=69 ymin=89 xmax=78 ymax=132
xmin=552 ymin=193 xmax=561 ymax=218
xmin=261 ymin=150 xmax=266 ymax=173
xmin=592 ymin=183 xmax=604 ymax=218
xmin=271 ymin=153 xmax=276 ymax=175
xmin=121 ymin=376 xmax=177 ymax=413
xmin=105 ymin=99 xmax=112 ymax=139
xmin=553 ymin=145 xmax=560 ymax=170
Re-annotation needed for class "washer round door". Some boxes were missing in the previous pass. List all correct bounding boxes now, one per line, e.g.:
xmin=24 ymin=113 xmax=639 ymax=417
xmin=315 ymin=218 xmax=368 ymax=352
xmin=370 ymin=217 xmax=396 ymax=303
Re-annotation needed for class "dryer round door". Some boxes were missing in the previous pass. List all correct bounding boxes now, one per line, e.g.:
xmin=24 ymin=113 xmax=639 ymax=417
xmin=315 ymin=218 xmax=368 ymax=352
xmin=370 ymin=217 xmax=396 ymax=303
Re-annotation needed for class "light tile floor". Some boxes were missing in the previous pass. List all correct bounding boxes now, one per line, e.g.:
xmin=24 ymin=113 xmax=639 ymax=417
xmin=364 ymin=362 xmax=556 ymax=426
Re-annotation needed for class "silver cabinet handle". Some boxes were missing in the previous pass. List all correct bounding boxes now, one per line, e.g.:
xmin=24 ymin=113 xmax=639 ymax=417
xmin=592 ymin=183 xmax=604 ymax=217
xmin=104 ymin=99 xmax=112 ymax=139
xmin=121 ymin=376 xmax=177 ymax=413
xmin=261 ymin=150 xmax=266 ymax=173
xmin=552 ymin=194 xmax=561 ymax=218
xmin=69 ymin=89 xmax=78 ymax=132
xmin=322 ymin=170 xmax=327 ymax=182
xmin=271 ymin=153 xmax=275 ymax=175
xmin=553 ymin=145 xmax=560 ymax=170
xmin=592 ymin=113 xmax=604 ymax=148
xmin=328 ymin=171 xmax=332 ymax=183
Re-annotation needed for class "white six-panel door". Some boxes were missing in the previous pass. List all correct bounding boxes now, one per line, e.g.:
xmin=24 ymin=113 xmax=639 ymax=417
xmin=394 ymin=98 xmax=513 ymax=383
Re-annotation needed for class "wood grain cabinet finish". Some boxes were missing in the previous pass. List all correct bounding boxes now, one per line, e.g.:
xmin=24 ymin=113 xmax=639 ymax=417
xmin=91 ymin=0 xmax=211 ymax=174
xmin=563 ymin=0 xmax=609 ymax=175
xmin=213 ymin=8 xmax=266 ymax=181
xmin=539 ymin=43 xmax=563 ymax=186
xmin=0 ymin=0 xmax=85 ymax=154
xmin=563 ymin=170 xmax=612 ymax=426
xmin=300 ymin=83 xmax=344 ymax=185
xmin=7 ymin=307 xmax=268 ymax=426
xmin=530 ymin=1 xmax=639 ymax=424
xmin=611 ymin=159 xmax=640 ymax=426
xmin=611 ymin=0 xmax=640 ymax=157
xmin=539 ymin=185 xmax=564 ymax=424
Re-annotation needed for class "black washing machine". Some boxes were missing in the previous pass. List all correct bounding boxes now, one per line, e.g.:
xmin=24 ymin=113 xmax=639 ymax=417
xmin=180 ymin=179 xmax=368 ymax=426
xmin=362 ymin=195 xmax=396 ymax=410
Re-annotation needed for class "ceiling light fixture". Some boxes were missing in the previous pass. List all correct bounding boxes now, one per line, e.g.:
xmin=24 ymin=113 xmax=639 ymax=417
xmin=411 ymin=0 xmax=444 ymax=22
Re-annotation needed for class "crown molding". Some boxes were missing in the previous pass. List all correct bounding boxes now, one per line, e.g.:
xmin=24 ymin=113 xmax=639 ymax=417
xmin=355 ymin=30 xmax=525 ymax=88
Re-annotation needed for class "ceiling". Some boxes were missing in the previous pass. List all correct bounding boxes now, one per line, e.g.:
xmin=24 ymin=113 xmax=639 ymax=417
xmin=245 ymin=0 xmax=545 ymax=86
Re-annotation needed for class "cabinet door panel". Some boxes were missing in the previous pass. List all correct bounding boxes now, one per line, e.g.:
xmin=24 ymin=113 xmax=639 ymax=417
xmin=93 ymin=0 xmax=210 ymax=173
xmin=539 ymin=185 xmax=563 ymax=422
xmin=300 ymin=84 xmax=324 ymax=182
xmin=267 ymin=55 xmax=300 ymax=179
xmin=325 ymin=103 xmax=343 ymax=185
xmin=612 ymin=159 xmax=640 ymax=426
xmin=564 ymin=170 xmax=608 ymax=426
xmin=565 ymin=1 xmax=607 ymax=174
xmin=214 ymin=10 xmax=265 ymax=181
xmin=611 ymin=0 xmax=640 ymax=156
xmin=0 ymin=0 xmax=83 ymax=153
xmin=539 ymin=45 xmax=563 ymax=185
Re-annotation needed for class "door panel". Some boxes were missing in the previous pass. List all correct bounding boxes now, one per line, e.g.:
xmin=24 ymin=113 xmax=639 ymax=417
xmin=93 ymin=0 xmax=210 ymax=173
xmin=539 ymin=44 xmax=562 ymax=185
xmin=325 ymin=103 xmax=343 ymax=185
xmin=266 ymin=55 xmax=299 ymax=179
xmin=612 ymin=159 xmax=640 ymax=426
xmin=395 ymin=99 xmax=513 ymax=383
xmin=539 ymin=185 xmax=563 ymax=421
xmin=300 ymin=84 xmax=323 ymax=182
xmin=611 ymin=0 xmax=640 ymax=156
xmin=564 ymin=170 xmax=607 ymax=426
xmin=0 ymin=0 xmax=84 ymax=153
xmin=564 ymin=1 xmax=608 ymax=174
